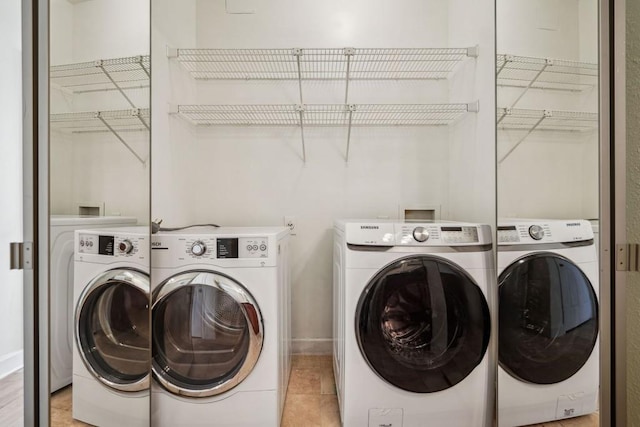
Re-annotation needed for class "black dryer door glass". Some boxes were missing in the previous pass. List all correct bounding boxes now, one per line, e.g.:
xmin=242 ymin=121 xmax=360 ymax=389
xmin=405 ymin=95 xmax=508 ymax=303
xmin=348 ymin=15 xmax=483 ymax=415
xmin=76 ymin=270 xmax=150 ymax=391
xmin=152 ymin=271 xmax=263 ymax=398
xmin=499 ymin=253 xmax=598 ymax=384
xmin=356 ymin=255 xmax=491 ymax=393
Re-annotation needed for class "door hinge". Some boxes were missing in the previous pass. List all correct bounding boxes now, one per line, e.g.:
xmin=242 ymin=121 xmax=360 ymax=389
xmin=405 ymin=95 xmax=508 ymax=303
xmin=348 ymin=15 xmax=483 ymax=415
xmin=9 ymin=242 xmax=33 ymax=270
xmin=616 ymin=243 xmax=639 ymax=272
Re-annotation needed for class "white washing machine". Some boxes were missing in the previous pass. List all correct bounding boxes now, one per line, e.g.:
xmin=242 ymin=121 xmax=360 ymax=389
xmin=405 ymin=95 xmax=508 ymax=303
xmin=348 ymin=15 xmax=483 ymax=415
xmin=72 ymin=226 xmax=150 ymax=427
xmin=497 ymin=219 xmax=599 ymax=426
xmin=150 ymin=227 xmax=291 ymax=427
xmin=333 ymin=220 xmax=495 ymax=427
xmin=50 ymin=215 xmax=137 ymax=392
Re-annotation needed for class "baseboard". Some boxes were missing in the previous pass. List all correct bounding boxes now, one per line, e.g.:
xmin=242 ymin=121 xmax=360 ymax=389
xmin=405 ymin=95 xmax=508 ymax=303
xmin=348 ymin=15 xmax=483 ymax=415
xmin=0 ymin=350 xmax=23 ymax=380
xmin=291 ymin=339 xmax=332 ymax=355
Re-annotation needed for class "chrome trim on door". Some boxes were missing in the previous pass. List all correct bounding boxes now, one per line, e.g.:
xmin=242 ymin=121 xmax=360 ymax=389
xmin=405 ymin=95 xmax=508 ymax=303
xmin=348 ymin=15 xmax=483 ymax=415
xmin=74 ymin=268 xmax=150 ymax=392
xmin=152 ymin=270 xmax=264 ymax=398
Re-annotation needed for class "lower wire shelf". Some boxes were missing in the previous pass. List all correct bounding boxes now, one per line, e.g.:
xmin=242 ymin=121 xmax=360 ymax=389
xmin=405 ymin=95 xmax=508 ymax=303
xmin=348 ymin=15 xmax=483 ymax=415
xmin=50 ymin=108 xmax=150 ymax=165
xmin=497 ymin=107 xmax=598 ymax=164
xmin=172 ymin=103 xmax=478 ymax=162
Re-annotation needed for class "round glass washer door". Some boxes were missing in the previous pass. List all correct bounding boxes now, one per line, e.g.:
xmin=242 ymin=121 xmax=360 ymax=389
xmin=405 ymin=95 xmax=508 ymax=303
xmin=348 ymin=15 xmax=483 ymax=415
xmin=152 ymin=271 xmax=263 ymax=398
xmin=75 ymin=268 xmax=150 ymax=392
xmin=356 ymin=255 xmax=491 ymax=393
xmin=499 ymin=253 xmax=599 ymax=384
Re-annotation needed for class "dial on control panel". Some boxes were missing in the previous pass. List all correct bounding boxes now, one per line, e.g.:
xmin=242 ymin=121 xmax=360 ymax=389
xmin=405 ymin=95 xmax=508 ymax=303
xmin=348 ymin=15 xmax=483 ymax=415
xmin=412 ymin=227 xmax=430 ymax=242
xmin=118 ymin=239 xmax=134 ymax=254
xmin=528 ymin=225 xmax=545 ymax=240
xmin=191 ymin=241 xmax=207 ymax=256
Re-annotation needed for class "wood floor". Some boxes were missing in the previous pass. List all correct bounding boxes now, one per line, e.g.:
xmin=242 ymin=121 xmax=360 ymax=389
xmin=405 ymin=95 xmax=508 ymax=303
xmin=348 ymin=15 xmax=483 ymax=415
xmin=0 ymin=358 xmax=599 ymax=426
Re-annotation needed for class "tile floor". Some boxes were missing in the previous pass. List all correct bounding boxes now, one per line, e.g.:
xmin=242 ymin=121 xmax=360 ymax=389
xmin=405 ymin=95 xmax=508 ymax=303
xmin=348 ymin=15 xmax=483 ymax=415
xmin=3 ymin=356 xmax=600 ymax=426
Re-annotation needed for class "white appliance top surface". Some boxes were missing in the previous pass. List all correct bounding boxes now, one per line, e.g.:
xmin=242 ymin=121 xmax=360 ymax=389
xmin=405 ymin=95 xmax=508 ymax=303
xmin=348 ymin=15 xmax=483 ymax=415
xmin=335 ymin=219 xmax=492 ymax=247
xmin=50 ymin=215 xmax=137 ymax=226
xmin=155 ymin=226 xmax=289 ymax=238
xmin=75 ymin=225 xmax=149 ymax=236
xmin=498 ymin=219 xmax=594 ymax=245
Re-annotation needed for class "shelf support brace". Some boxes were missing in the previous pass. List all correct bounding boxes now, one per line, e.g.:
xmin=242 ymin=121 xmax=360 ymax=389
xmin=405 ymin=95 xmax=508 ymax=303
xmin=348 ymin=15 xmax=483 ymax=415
xmin=496 ymin=107 xmax=509 ymax=125
xmin=296 ymin=104 xmax=307 ymax=162
xmin=293 ymin=48 xmax=304 ymax=105
xmin=345 ymin=104 xmax=356 ymax=162
xmin=498 ymin=110 xmax=551 ymax=164
xmin=509 ymin=58 xmax=553 ymax=109
xmin=496 ymin=54 xmax=512 ymax=77
xmin=138 ymin=55 xmax=150 ymax=78
xmin=96 ymin=59 xmax=137 ymax=109
xmin=343 ymin=48 xmax=355 ymax=105
xmin=96 ymin=111 xmax=147 ymax=166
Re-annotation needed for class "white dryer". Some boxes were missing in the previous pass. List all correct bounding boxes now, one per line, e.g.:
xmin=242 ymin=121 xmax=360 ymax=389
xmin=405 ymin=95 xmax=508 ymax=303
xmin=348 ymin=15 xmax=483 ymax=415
xmin=150 ymin=227 xmax=291 ymax=427
xmin=72 ymin=226 xmax=150 ymax=427
xmin=333 ymin=220 xmax=494 ymax=427
xmin=497 ymin=219 xmax=599 ymax=426
xmin=50 ymin=215 xmax=137 ymax=392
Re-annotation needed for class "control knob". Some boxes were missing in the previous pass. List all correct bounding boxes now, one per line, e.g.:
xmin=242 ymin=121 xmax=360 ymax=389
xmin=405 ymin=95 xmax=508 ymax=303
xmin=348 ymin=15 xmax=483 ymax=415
xmin=528 ymin=225 xmax=545 ymax=240
xmin=118 ymin=239 xmax=134 ymax=254
xmin=413 ymin=227 xmax=429 ymax=242
xmin=191 ymin=241 xmax=207 ymax=256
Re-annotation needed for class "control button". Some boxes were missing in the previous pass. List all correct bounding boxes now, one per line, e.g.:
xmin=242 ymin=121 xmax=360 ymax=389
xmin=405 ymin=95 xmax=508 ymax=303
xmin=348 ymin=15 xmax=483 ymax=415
xmin=529 ymin=225 xmax=545 ymax=240
xmin=252 ymin=245 xmax=259 ymax=251
xmin=259 ymin=244 xmax=267 ymax=251
xmin=247 ymin=245 xmax=253 ymax=251
xmin=88 ymin=241 xmax=93 ymax=247
xmin=80 ymin=240 xmax=85 ymax=247
xmin=191 ymin=241 xmax=206 ymax=256
xmin=413 ymin=227 xmax=429 ymax=242
xmin=118 ymin=239 xmax=134 ymax=254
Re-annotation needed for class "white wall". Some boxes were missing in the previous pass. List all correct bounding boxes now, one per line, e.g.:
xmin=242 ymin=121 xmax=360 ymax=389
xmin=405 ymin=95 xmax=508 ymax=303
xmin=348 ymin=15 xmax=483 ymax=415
xmin=49 ymin=0 xmax=150 ymax=222
xmin=496 ymin=0 xmax=599 ymax=220
xmin=0 ymin=0 xmax=24 ymax=377
xmin=152 ymin=0 xmax=495 ymax=352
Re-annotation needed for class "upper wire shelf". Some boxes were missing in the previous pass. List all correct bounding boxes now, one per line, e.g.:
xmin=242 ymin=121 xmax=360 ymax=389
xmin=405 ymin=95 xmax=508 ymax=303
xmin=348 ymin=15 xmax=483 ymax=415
xmin=50 ymin=55 xmax=150 ymax=108
xmin=169 ymin=47 xmax=478 ymax=81
xmin=496 ymin=54 xmax=598 ymax=92
xmin=50 ymin=108 xmax=150 ymax=165
xmin=174 ymin=103 xmax=475 ymax=127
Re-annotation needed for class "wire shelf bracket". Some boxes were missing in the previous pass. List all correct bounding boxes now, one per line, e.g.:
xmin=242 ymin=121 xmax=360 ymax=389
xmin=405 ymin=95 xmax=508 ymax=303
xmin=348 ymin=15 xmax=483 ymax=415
xmin=497 ymin=107 xmax=598 ymax=164
xmin=51 ymin=108 xmax=149 ymax=166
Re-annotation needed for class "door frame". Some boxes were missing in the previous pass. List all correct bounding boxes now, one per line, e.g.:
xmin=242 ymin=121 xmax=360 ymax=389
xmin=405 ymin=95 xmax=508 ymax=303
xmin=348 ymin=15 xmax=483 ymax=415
xmin=22 ymin=0 xmax=49 ymax=425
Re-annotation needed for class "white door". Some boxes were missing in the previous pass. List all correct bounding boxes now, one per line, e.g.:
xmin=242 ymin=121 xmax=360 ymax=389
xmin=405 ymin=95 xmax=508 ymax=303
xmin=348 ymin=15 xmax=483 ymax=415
xmin=0 ymin=0 xmax=25 ymax=425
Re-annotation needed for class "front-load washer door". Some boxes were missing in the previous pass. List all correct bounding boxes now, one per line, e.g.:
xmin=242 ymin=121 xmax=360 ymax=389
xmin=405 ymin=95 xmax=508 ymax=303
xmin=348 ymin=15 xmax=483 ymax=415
xmin=356 ymin=255 xmax=491 ymax=393
xmin=75 ymin=268 xmax=150 ymax=392
xmin=152 ymin=271 xmax=263 ymax=398
xmin=499 ymin=253 xmax=598 ymax=384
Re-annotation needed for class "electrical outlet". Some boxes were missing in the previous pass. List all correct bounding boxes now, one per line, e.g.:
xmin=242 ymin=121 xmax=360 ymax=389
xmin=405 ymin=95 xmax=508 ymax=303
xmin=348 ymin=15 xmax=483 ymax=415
xmin=284 ymin=216 xmax=297 ymax=236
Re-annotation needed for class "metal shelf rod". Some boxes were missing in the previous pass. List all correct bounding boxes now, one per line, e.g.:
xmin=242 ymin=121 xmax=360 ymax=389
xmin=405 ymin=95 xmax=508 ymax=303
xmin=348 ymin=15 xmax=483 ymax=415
xmin=97 ymin=60 xmax=137 ymax=109
xmin=345 ymin=105 xmax=355 ymax=162
xmin=95 ymin=111 xmax=146 ymax=165
xmin=297 ymin=104 xmax=306 ymax=162
xmin=508 ymin=59 xmax=550 ymax=109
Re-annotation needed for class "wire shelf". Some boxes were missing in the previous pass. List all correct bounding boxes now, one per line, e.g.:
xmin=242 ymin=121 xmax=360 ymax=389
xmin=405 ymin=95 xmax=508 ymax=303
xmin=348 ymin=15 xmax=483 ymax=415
xmin=51 ymin=108 xmax=150 ymax=133
xmin=175 ymin=103 xmax=472 ymax=127
xmin=497 ymin=108 xmax=598 ymax=132
xmin=496 ymin=54 xmax=598 ymax=92
xmin=170 ymin=47 xmax=476 ymax=81
xmin=50 ymin=55 xmax=150 ymax=94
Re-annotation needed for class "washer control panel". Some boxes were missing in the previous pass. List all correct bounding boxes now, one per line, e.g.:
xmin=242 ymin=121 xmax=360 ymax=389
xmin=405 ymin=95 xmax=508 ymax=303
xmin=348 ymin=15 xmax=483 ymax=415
xmin=181 ymin=236 xmax=268 ymax=259
xmin=347 ymin=223 xmax=488 ymax=246
xmin=78 ymin=233 xmax=143 ymax=257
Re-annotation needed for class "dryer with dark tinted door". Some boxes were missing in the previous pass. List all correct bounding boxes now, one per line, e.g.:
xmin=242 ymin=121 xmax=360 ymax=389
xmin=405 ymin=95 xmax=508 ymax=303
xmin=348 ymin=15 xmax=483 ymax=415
xmin=150 ymin=227 xmax=291 ymax=427
xmin=497 ymin=219 xmax=599 ymax=426
xmin=72 ymin=227 xmax=150 ymax=427
xmin=333 ymin=220 xmax=495 ymax=427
